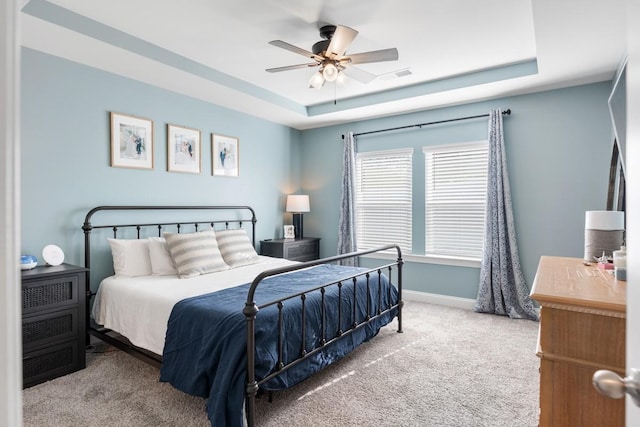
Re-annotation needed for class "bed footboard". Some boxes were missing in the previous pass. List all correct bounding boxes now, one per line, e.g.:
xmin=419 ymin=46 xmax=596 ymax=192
xmin=243 ymin=244 xmax=403 ymax=427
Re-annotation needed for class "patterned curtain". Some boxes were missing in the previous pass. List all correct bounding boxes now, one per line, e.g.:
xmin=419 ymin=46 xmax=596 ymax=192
xmin=337 ymin=132 xmax=358 ymax=266
xmin=474 ymin=110 xmax=538 ymax=320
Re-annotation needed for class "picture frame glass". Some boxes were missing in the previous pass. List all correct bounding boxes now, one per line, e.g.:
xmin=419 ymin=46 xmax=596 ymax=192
xmin=167 ymin=124 xmax=201 ymax=174
xmin=283 ymin=225 xmax=295 ymax=239
xmin=110 ymin=112 xmax=154 ymax=170
xmin=212 ymin=134 xmax=239 ymax=177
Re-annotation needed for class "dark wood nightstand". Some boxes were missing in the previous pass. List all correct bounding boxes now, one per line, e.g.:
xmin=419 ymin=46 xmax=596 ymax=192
xmin=21 ymin=263 xmax=87 ymax=388
xmin=260 ymin=237 xmax=321 ymax=262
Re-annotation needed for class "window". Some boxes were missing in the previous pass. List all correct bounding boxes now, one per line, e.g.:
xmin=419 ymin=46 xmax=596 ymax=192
xmin=355 ymin=148 xmax=413 ymax=253
xmin=424 ymin=141 xmax=488 ymax=259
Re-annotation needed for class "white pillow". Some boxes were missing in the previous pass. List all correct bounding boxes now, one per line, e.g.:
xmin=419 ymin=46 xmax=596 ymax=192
xmin=147 ymin=237 xmax=178 ymax=276
xmin=215 ymin=228 xmax=260 ymax=268
xmin=163 ymin=229 xmax=229 ymax=278
xmin=107 ymin=238 xmax=153 ymax=277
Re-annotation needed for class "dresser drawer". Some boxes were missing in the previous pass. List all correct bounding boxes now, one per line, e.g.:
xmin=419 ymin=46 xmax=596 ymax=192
xmin=21 ymin=264 xmax=88 ymax=387
xmin=22 ymin=273 xmax=80 ymax=315
xmin=23 ymin=339 xmax=80 ymax=388
xmin=261 ymin=237 xmax=320 ymax=262
xmin=284 ymin=241 xmax=319 ymax=261
xmin=22 ymin=307 xmax=79 ymax=352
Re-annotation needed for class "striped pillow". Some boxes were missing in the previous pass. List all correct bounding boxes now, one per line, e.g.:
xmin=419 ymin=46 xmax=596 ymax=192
xmin=215 ymin=228 xmax=260 ymax=268
xmin=163 ymin=230 xmax=229 ymax=278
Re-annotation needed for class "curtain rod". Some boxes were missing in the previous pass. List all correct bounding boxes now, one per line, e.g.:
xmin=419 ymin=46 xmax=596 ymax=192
xmin=341 ymin=108 xmax=511 ymax=139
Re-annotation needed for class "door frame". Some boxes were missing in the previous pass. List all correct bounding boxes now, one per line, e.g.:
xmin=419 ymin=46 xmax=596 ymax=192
xmin=626 ymin=0 xmax=640 ymax=424
xmin=0 ymin=0 xmax=22 ymax=425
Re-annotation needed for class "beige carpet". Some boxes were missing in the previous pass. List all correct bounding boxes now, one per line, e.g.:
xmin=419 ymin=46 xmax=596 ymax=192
xmin=23 ymin=301 xmax=540 ymax=426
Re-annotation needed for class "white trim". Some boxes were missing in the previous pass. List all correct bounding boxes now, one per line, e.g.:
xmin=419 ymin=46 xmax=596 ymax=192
xmin=362 ymin=251 xmax=481 ymax=268
xmin=0 ymin=0 xmax=23 ymax=425
xmin=402 ymin=290 xmax=541 ymax=317
xmin=626 ymin=1 xmax=640 ymax=423
xmin=403 ymin=289 xmax=476 ymax=310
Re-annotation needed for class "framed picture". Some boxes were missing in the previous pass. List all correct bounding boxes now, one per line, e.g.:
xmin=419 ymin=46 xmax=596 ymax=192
xmin=283 ymin=225 xmax=295 ymax=239
xmin=212 ymin=133 xmax=239 ymax=177
xmin=167 ymin=124 xmax=201 ymax=174
xmin=110 ymin=112 xmax=154 ymax=169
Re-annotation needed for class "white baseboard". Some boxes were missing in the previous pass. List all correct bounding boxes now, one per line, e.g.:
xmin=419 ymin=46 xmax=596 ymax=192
xmin=402 ymin=289 xmax=476 ymax=310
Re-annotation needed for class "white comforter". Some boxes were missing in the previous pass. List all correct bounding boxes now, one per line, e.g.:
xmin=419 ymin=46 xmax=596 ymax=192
xmin=91 ymin=256 xmax=297 ymax=355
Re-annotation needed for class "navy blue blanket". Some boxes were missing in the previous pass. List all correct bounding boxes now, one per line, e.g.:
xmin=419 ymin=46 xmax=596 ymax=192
xmin=160 ymin=264 xmax=398 ymax=427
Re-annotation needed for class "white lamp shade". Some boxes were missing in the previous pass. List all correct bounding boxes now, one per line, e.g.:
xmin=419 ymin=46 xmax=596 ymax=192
xmin=309 ymin=72 xmax=324 ymax=89
xmin=322 ymin=63 xmax=338 ymax=82
xmin=585 ymin=210 xmax=624 ymax=230
xmin=286 ymin=195 xmax=310 ymax=213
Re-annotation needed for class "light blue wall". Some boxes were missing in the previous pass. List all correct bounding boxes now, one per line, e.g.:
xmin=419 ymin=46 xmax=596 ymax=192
xmin=20 ymin=48 xmax=301 ymax=285
xmin=21 ymin=47 xmax=614 ymax=300
xmin=299 ymin=83 xmax=614 ymax=299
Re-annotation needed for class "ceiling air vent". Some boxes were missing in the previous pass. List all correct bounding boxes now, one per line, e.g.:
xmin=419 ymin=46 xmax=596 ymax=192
xmin=379 ymin=68 xmax=413 ymax=81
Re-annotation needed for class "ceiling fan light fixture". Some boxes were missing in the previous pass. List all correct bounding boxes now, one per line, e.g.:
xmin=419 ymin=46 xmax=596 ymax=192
xmin=322 ymin=63 xmax=339 ymax=82
xmin=268 ymin=23 xmax=399 ymax=89
xmin=309 ymin=71 xmax=325 ymax=89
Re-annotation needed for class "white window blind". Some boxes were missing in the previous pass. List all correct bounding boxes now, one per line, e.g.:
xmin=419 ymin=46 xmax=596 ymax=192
xmin=424 ymin=141 xmax=488 ymax=259
xmin=355 ymin=148 xmax=413 ymax=253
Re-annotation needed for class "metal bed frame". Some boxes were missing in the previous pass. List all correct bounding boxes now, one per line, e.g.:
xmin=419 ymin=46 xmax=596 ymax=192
xmin=82 ymin=205 xmax=404 ymax=427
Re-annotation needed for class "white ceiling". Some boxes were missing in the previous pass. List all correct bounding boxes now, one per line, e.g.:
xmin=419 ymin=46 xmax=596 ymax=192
xmin=20 ymin=0 xmax=626 ymax=130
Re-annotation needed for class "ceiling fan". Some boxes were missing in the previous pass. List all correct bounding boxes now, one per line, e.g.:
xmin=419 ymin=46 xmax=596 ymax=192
xmin=266 ymin=24 xmax=399 ymax=89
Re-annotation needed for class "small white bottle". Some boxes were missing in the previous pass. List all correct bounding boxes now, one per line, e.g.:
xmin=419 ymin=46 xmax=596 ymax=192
xmin=613 ymin=245 xmax=626 ymax=281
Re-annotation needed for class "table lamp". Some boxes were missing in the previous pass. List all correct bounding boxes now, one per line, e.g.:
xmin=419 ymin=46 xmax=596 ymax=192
xmin=286 ymin=195 xmax=310 ymax=238
xmin=584 ymin=210 xmax=624 ymax=261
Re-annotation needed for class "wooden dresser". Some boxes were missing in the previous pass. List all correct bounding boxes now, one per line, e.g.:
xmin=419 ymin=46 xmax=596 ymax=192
xmin=530 ymin=256 xmax=626 ymax=426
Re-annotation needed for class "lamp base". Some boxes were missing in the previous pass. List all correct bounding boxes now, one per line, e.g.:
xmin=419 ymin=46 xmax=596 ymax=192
xmin=584 ymin=229 xmax=624 ymax=261
xmin=292 ymin=213 xmax=304 ymax=239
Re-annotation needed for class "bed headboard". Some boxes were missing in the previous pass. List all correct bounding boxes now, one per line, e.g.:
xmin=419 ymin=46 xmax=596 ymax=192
xmin=82 ymin=205 xmax=257 ymax=292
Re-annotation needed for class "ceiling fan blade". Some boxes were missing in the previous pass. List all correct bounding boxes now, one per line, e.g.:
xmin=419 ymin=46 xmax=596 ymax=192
xmin=266 ymin=63 xmax=319 ymax=73
xmin=269 ymin=40 xmax=324 ymax=61
xmin=345 ymin=48 xmax=399 ymax=65
xmin=325 ymin=25 xmax=358 ymax=59
xmin=342 ymin=66 xmax=377 ymax=84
